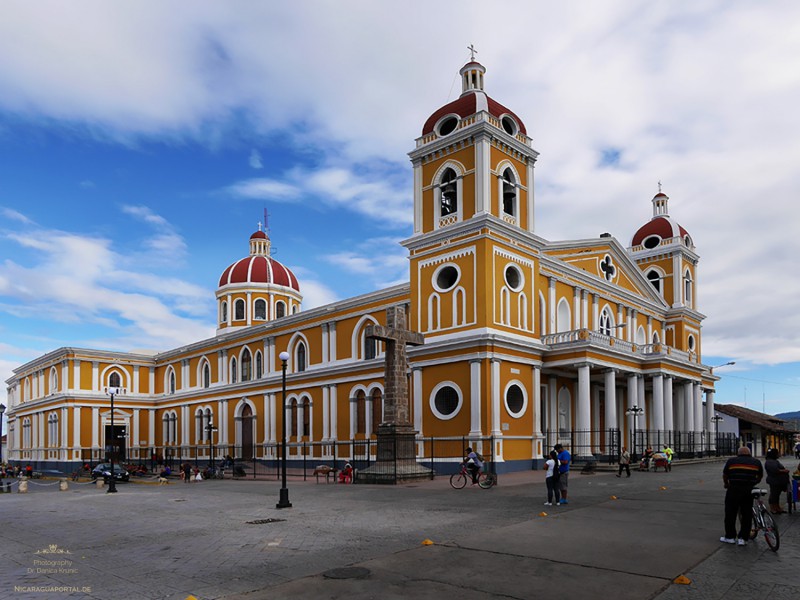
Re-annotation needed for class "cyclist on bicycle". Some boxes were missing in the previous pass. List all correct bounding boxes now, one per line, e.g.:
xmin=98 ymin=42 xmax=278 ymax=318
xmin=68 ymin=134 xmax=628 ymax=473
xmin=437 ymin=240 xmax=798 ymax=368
xmin=464 ymin=447 xmax=484 ymax=485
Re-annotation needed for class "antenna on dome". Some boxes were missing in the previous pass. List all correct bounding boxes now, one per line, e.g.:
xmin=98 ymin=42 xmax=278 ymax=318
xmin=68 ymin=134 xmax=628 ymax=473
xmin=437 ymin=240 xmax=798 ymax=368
xmin=264 ymin=207 xmax=270 ymax=235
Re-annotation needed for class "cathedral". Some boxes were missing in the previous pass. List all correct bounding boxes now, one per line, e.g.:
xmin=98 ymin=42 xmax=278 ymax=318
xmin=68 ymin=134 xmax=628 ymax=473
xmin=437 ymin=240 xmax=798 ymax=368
xmin=4 ymin=59 xmax=719 ymax=473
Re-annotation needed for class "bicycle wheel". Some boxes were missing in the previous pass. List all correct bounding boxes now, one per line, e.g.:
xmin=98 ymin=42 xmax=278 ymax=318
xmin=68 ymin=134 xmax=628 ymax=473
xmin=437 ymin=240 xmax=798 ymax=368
xmin=761 ymin=510 xmax=780 ymax=551
xmin=449 ymin=472 xmax=467 ymax=489
xmin=478 ymin=472 xmax=496 ymax=489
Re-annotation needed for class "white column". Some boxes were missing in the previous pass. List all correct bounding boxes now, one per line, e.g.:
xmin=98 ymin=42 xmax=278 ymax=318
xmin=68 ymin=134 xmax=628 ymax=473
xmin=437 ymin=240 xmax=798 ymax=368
xmin=684 ymin=381 xmax=695 ymax=432
xmin=413 ymin=368 xmax=424 ymax=436
xmin=226 ymin=293 xmax=232 ymax=325
xmin=321 ymin=324 xmax=329 ymax=364
xmin=329 ymin=384 xmax=338 ymax=441
xmin=637 ymin=376 xmax=645 ymax=417
xmin=490 ymin=359 xmax=501 ymax=435
xmin=592 ymin=294 xmax=599 ymax=331
xmin=675 ymin=384 xmax=685 ymax=431
xmin=329 ymin=322 xmax=337 ymax=362
xmin=581 ymin=290 xmax=589 ymax=330
xmin=133 ymin=365 xmax=140 ymax=394
xmin=72 ymin=359 xmax=81 ymax=392
xmin=470 ymin=360 xmax=482 ymax=436
xmin=246 ymin=291 xmax=252 ymax=326
xmin=652 ymin=374 xmax=664 ymax=431
xmin=577 ymin=364 xmax=591 ymax=456
xmin=672 ymin=254 xmax=682 ymax=307
xmin=693 ymin=383 xmax=703 ymax=435
xmin=548 ymin=278 xmax=556 ymax=335
xmin=92 ymin=362 xmax=99 ymax=391
xmin=61 ymin=361 xmax=68 ymax=393
xmin=149 ymin=368 xmax=155 ymax=395
xmin=72 ymin=406 xmax=81 ymax=455
xmin=268 ymin=393 xmax=277 ymax=443
xmin=322 ymin=386 xmax=330 ymax=441
xmin=573 ymin=288 xmax=581 ymax=329
xmin=604 ymin=369 xmax=617 ymax=448
xmin=663 ymin=376 xmax=674 ymax=431
xmin=91 ymin=407 xmax=100 ymax=449
xmin=60 ymin=407 xmax=68 ymax=459
xmin=533 ymin=365 xmax=542 ymax=437
xmin=148 ymin=409 xmax=155 ymax=448
xmin=591 ymin=384 xmax=601 ymax=452
xmin=133 ymin=409 xmax=140 ymax=450
xmin=180 ymin=405 xmax=188 ymax=446
xmin=475 ymin=135 xmax=491 ymax=213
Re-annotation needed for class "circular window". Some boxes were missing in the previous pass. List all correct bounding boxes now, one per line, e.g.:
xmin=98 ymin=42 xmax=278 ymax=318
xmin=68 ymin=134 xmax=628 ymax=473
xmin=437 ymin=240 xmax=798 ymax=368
xmin=505 ymin=383 xmax=526 ymax=417
xmin=434 ymin=264 xmax=460 ymax=292
xmin=643 ymin=235 xmax=661 ymax=249
xmin=437 ymin=115 xmax=459 ymax=137
xmin=430 ymin=383 xmax=462 ymax=420
xmin=687 ymin=335 xmax=696 ymax=351
xmin=501 ymin=115 xmax=518 ymax=136
xmin=504 ymin=264 xmax=523 ymax=291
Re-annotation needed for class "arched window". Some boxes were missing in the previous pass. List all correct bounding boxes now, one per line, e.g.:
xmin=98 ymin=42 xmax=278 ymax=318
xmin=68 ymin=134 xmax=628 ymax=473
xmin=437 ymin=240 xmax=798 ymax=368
xmin=684 ymin=270 xmax=693 ymax=307
xmin=356 ymin=390 xmax=366 ymax=435
xmin=371 ymin=389 xmax=382 ymax=434
xmin=202 ymin=362 xmax=210 ymax=388
xmin=297 ymin=343 xmax=307 ymax=372
xmin=162 ymin=411 xmax=178 ymax=445
xmin=636 ymin=326 xmax=646 ymax=345
xmin=234 ymin=299 xmax=245 ymax=321
xmin=48 ymin=412 xmax=59 ymax=447
xmin=167 ymin=369 xmax=176 ymax=395
xmin=646 ymin=270 xmax=662 ymax=294
xmin=109 ymin=371 xmax=122 ymax=389
xmin=23 ymin=418 xmax=32 ymax=448
xmin=275 ymin=301 xmax=286 ymax=318
xmin=302 ymin=396 xmax=310 ymax=438
xmin=49 ymin=367 xmax=58 ymax=394
xmin=221 ymin=301 xmax=228 ymax=323
xmin=556 ymin=298 xmax=571 ymax=333
xmin=598 ymin=308 xmax=613 ymax=336
xmin=230 ymin=358 xmax=238 ymax=384
xmin=438 ymin=167 xmax=458 ymax=217
xmin=502 ymin=168 xmax=517 ymax=217
xmin=241 ymin=348 xmax=252 ymax=382
xmin=255 ymin=351 xmax=263 ymax=379
xmin=254 ymin=298 xmax=266 ymax=320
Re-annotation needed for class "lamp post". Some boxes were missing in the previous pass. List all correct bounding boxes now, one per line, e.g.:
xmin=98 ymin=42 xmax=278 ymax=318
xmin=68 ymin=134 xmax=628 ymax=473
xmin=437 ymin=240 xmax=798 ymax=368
xmin=0 ymin=403 xmax=6 ymax=466
xmin=626 ymin=405 xmax=645 ymax=461
xmin=711 ymin=413 xmax=724 ymax=456
xmin=276 ymin=350 xmax=292 ymax=509
xmin=104 ymin=387 xmax=125 ymax=494
xmin=205 ymin=421 xmax=218 ymax=471
xmin=710 ymin=361 xmax=735 ymax=373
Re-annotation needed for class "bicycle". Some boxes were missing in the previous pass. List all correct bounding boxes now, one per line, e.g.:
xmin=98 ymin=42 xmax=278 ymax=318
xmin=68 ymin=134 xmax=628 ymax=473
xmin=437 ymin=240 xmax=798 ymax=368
xmin=450 ymin=462 xmax=496 ymax=489
xmin=750 ymin=488 xmax=779 ymax=551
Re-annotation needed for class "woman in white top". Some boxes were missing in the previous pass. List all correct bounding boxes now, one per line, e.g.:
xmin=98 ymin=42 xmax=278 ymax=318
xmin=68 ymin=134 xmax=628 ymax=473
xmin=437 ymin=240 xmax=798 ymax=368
xmin=544 ymin=450 xmax=561 ymax=506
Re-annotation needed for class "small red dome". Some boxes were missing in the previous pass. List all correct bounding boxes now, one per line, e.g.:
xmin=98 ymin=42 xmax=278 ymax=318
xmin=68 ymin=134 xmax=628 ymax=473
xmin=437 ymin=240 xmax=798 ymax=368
xmin=422 ymin=93 xmax=527 ymax=136
xmin=631 ymin=216 xmax=690 ymax=248
xmin=250 ymin=230 xmax=268 ymax=240
xmin=218 ymin=256 xmax=300 ymax=291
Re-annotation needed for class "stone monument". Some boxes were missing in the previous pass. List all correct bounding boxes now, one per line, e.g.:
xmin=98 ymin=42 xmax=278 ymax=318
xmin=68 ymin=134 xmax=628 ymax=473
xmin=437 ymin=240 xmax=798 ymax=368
xmin=357 ymin=305 xmax=432 ymax=483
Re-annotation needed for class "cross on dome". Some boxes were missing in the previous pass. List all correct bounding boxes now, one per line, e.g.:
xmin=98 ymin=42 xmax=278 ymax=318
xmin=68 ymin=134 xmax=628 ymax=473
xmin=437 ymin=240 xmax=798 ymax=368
xmin=467 ymin=44 xmax=477 ymax=61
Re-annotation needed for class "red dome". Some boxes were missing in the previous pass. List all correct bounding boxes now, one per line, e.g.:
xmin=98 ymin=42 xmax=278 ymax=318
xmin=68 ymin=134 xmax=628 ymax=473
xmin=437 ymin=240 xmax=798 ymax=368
xmin=250 ymin=230 xmax=268 ymax=240
xmin=422 ymin=92 xmax=527 ymax=136
xmin=631 ymin=216 xmax=690 ymax=247
xmin=218 ymin=256 xmax=300 ymax=291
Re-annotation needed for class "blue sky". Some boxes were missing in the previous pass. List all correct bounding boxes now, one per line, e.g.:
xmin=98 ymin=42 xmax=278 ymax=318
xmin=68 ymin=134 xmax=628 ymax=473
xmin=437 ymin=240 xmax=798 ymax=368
xmin=1 ymin=1 xmax=798 ymax=417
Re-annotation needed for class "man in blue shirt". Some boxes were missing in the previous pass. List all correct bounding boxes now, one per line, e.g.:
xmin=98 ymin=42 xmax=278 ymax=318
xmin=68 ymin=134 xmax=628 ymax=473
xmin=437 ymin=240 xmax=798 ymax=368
xmin=554 ymin=443 xmax=571 ymax=504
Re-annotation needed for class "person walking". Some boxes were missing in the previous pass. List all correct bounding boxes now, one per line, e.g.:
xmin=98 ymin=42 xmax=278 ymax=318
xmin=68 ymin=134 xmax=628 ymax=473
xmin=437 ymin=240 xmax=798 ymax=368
xmin=544 ymin=451 xmax=561 ymax=506
xmin=663 ymin=444 xmax=674 ymax=472
xmin=554 ymin=443 xmax=571 ymax=504
xmin=616 ymin=447 xmax=631 ymax=478
xmin=721 ymin=446 xmax=763 ymax=546
xmin=764 ymin=448 xmax=789 ymax=514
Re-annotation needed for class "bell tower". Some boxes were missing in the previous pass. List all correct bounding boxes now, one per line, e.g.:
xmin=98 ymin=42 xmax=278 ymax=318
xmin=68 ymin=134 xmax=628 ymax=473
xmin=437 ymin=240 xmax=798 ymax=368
xmin=403 ymin=59 xmax=544 ymax=340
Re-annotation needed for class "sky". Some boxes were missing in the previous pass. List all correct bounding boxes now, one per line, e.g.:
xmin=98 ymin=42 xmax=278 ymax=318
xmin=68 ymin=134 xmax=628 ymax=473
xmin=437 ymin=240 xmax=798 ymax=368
xmin=0 ymin=1 xmax=798 ymax=418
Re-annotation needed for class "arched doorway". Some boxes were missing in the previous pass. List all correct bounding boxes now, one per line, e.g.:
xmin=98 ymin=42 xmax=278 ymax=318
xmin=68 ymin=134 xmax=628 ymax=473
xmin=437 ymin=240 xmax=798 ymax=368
xmin=241 ymin=404 xmax=254 ymax=459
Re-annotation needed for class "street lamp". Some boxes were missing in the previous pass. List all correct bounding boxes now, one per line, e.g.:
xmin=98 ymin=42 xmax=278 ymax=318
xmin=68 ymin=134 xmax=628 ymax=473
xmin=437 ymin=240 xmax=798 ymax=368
xmin=104 ymin=387 xmax=126 ymax=494
xmin=710 ymin=361 xmax=735 ymax=373
xmin=276 ymin=350 xmax=292 ymax=509
xmin=0 ymin=403 xmax=6 ymax=465
xmin=626 ymin=405 xmax=645 ymax=461
xmin=205 ymin=421 xmax=218 ymax=470
xmin=711 ymin=413 xmax=724 ymax=456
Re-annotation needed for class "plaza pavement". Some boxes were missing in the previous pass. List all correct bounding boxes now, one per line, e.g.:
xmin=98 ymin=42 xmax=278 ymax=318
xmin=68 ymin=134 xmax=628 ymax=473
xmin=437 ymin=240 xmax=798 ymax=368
xmin=0 ymin=460 xmax=797 ymax=600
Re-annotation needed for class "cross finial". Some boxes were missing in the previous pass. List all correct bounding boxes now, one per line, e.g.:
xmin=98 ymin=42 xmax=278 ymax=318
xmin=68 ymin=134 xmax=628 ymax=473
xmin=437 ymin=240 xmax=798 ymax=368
xmin=467 ymin=44 xmax=477 ymax=61
xmin=657 ymin=180 xmax=662 ymax=193
xmin=257 ymin=220 xmax=262 ymax=232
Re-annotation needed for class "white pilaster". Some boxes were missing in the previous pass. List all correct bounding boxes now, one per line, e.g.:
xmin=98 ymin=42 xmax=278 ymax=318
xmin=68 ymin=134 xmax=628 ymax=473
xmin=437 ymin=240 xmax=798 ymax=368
xmin=652 ymin=374 xmax=665 ymax=431
xmin=663 ymin=376 xmax=674 ymax=431
xmin=413 ymin=368 xmax=424 ymax=436
xmin=491 ymin=359 xmax=501 ymax=435
xmin=470 ymin=360 xmax=482 ymax=436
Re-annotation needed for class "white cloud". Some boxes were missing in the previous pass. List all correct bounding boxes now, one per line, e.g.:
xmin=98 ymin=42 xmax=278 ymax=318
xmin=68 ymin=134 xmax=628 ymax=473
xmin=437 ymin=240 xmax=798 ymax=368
xmin=249 ymin=148 xmax=263 ymax=169
xmin=227 ymin=178 xmax=301 ymax=201
xmin=1 ymin=207 xmax=34 ymax=224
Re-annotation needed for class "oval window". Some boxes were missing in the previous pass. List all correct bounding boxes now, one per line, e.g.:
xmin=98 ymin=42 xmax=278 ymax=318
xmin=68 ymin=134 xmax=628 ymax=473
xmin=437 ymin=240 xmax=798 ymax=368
xmin=643 ymin=235 xmax=661 ymax=249
xmin=505 ymin=384 xmax=525 ymax=417
xmin=688 ymin=334 xmax=696 ymax=351
xmin=501 ymin=116 xmax=517 ymax=136
xmin=433 ymin=385 xmax=460 ymax=418
xmin=504 ymin=265 xmax=523 ymax=291
xmin=434 ymin=265 xmax=459 ymax=291
xmin=437 ymin=116 xmax=459 ymax=136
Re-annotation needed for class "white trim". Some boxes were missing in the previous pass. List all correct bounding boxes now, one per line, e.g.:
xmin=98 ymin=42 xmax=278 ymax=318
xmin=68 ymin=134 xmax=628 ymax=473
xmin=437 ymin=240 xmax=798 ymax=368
xmin=503 ymin=380 xmax=528 ymax=419
xmin=429 ymin=381 xmax=463 ymax=421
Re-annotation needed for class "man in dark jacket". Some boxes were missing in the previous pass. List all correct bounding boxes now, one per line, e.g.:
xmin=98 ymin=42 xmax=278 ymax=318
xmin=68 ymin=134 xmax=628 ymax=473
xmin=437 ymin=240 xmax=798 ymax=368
xmin=721 ymin=446 xmax=763 ymax=546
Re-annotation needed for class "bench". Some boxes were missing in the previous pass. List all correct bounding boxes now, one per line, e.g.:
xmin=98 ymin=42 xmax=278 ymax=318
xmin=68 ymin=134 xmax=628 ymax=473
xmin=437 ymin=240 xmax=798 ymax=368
xmin=313 ymin=465 xmax=337 ymax=483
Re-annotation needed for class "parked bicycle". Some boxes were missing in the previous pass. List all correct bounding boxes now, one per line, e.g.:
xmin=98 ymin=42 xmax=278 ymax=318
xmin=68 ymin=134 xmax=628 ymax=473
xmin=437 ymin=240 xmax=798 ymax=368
xmin=450 ymin=462 xmax=496 ymax=489
xmin=750 ymin=488 xmax=779 ymax=551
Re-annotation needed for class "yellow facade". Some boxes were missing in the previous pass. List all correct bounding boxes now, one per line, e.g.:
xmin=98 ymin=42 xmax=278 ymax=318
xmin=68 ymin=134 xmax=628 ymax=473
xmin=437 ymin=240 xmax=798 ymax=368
xmin=5 ymin=59 xmax=718 ymax=473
